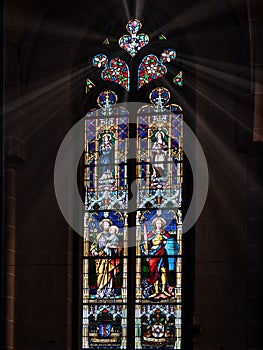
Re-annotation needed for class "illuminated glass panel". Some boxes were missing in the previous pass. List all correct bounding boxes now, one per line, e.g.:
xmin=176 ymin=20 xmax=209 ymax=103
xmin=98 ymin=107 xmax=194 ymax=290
xmin=135 ymin=305 xmax=182 ymax=349
xmin=138 ymin=55 xmax=168 ymax=89
xmin=135 ymin=89 xmax=183 ymax=349
xmin=119 ymin=19 xmax=149 ymax=57
xmin=83 ymin=18 xmax=184 ymax=350
xmin=93 ymin=55 xmax=130 ymax=91
xmin=138 ymin=50 xmax=176 ymax=89
xmin=85 ymin=78 xmax=95 ymax=93
xmin=83 ymin=305 xmax=127 ymax=349
xmin=173 ymin=71 xmax=183 ymax=87
xmin=83 ymin=91 xmax=129 ymax=349
xmin=160 ymin=49 xmax=176 ymax=63
xmin=93 ymin=54 xmax=108 ymax=68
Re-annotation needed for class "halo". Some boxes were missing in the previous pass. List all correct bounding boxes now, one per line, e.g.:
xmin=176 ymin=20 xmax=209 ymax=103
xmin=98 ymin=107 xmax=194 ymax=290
xmin=152 ymin=217 xmax=166 ymax=228
xmin=102 ymin=132 xmax=112 ymax=140
xmin=155 ymin=130 xmax=165 ymax=138
xmin=99 ymin=218 xmax=112 ymax=229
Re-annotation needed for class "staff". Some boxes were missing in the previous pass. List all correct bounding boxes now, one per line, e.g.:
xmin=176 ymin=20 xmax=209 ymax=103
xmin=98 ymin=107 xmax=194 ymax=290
xmin=143 ymin=222 xmax=148 ymax=254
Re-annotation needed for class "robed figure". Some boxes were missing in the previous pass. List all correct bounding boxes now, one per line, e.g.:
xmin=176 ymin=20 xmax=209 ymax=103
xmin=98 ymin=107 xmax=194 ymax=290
xmin=140 ymin=217 xmax=172 ymax=299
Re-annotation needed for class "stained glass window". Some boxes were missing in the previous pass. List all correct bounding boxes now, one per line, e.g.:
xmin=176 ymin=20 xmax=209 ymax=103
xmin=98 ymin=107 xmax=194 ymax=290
xmin=83 ymin=19 xmax=183 ymax=350
xmin=173 ymin=72 xmax=183 ymax=87
xmin=93 ymin=55 xmax=130 ymax=91
xmin=135 ymin=88 xmax=183 ymax=349
xmin=119 ymin=19 xmax=149 ymax=57
xmin=85 ymin=79 xmax=95 ymax=93
xmin=138 ymin=49 xmax=176 ymax=90
xmin=83 ymin=91 xmax=129 ymax=348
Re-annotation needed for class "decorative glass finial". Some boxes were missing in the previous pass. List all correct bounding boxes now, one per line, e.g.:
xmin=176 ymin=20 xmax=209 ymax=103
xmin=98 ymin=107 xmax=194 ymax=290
xmin=97 ymin=91 xmax=117 ymax=114
xmin=92 ymin=54 xmax=108 ymax=68
xmin=149 ymin=87 xmax=182 ymax=112
xmin=127 ymin=19 xmax=142 ymax=34
xmin=119 ymin=19 xmax=149 ymax=57
xmin=149 ymin=87 xmax=170 ymax=109
xmin=160 ymin=49 xmax=176 ymax=63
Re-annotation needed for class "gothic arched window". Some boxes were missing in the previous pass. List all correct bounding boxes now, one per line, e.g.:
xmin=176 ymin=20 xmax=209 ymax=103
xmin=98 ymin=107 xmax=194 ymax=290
xmin=82 ymin=19 xmax=184 ymax=350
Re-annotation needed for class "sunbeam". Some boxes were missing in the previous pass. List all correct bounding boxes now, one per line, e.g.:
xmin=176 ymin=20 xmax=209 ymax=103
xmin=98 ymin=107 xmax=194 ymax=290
xmin=160 ymin=76 xmax=249 ymax=200
xmin=176 ymin=56 xmax=258 ymax=91
xmin=185 ymin=78 xmax=251 ymax=132
xmin=24 ymin=88 xmax=80 ymax=143
xmin=179 ymin=54 xmax=241 ymax=72
xmin=37 ymin=19 xmax=118 ymax=42
xmin=135 ymin=0 xmax=146 ymax=20
xmin=6 ymin=64 xmax=93 ymax=111
xmin=121 ymin=0 xmax=131 ymax=21
xmin=150 ymin=0 xmax=229 ymax=36
xmin=161 ymin=72 xmax=251 ymax=140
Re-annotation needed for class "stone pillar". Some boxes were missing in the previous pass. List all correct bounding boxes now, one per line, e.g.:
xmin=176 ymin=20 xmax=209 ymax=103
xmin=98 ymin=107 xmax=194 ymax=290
xmin=3 ymin=22 xmax=25 ymax=347
xmin=247 ymin=1 xmax=263 ymax=348
xmin=247 ymin=0 xmax=263 ymax=142
xmin=253 ymin=67 xmax=263 ymax=141
xmin=247 ymin=144 xmax=263 ymax=350
xmin=3 ymin=138 xmax=24 ymax=350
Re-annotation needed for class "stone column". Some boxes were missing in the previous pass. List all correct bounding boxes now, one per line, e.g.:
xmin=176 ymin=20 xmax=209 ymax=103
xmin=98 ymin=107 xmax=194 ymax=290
xmin=2 ymin=24 xmax=25 ymax=347
xmin=3 ymin=137 xmax=24 ymax=350
xmin=247 ymin=144 xmax=263 ymax=350
xmin=247 ymin=1 xmax=263 ymax=349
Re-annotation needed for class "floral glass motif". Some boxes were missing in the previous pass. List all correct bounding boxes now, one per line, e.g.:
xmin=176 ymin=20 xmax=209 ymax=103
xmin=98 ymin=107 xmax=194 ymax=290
xmin=93 ymin=54 xmax=108 ymax=68
xmin=93 ymin=55 xmax=130 ymax=91
xmin=119 ymin=19 xmax=149 ymax=57
xmin=161 ymin=49 xmax=176 ymax=63
xmin=138 ymin=55 xmax=167 ymax=89
xmin=138 ymin=50 xmax=176 ymax=89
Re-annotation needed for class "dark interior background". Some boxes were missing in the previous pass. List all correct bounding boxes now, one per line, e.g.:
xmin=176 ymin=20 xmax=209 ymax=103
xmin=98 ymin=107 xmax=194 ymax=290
xmin=2 ymin=1 xmax=263 ymax=349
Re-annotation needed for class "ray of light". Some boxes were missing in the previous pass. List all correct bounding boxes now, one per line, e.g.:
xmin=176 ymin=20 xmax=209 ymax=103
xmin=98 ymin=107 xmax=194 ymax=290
xmin=161 ymin=55 xmax=255 ymax=133
xmin=25 ymin=19 xmax=118 ymax=42
xmin=150 ymin=0 xmax=229 ymax=37
xmin=6 ymin=64 xmax=93 ymax=111
xmin=179 ymin=54 xmax=242 ymax=72
xmin=24 ymin=88 xmax=80 ymax=143
xmin=121 ymin=0 xmax=131 ymax=22
xmin=186 ymin=79 xmax=252 ymax=132
xmin=176 ymin=56 xmax=258 ymax=91
xmin=36 ymin=19 xmax=91 ymax=40
xmin=161 ymin=73 xmax=251 ymax=133
xmin=161 ymin=75 xmax=250 ymax=205
xmin=135 ymin=0 xmax=146 ymax=20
